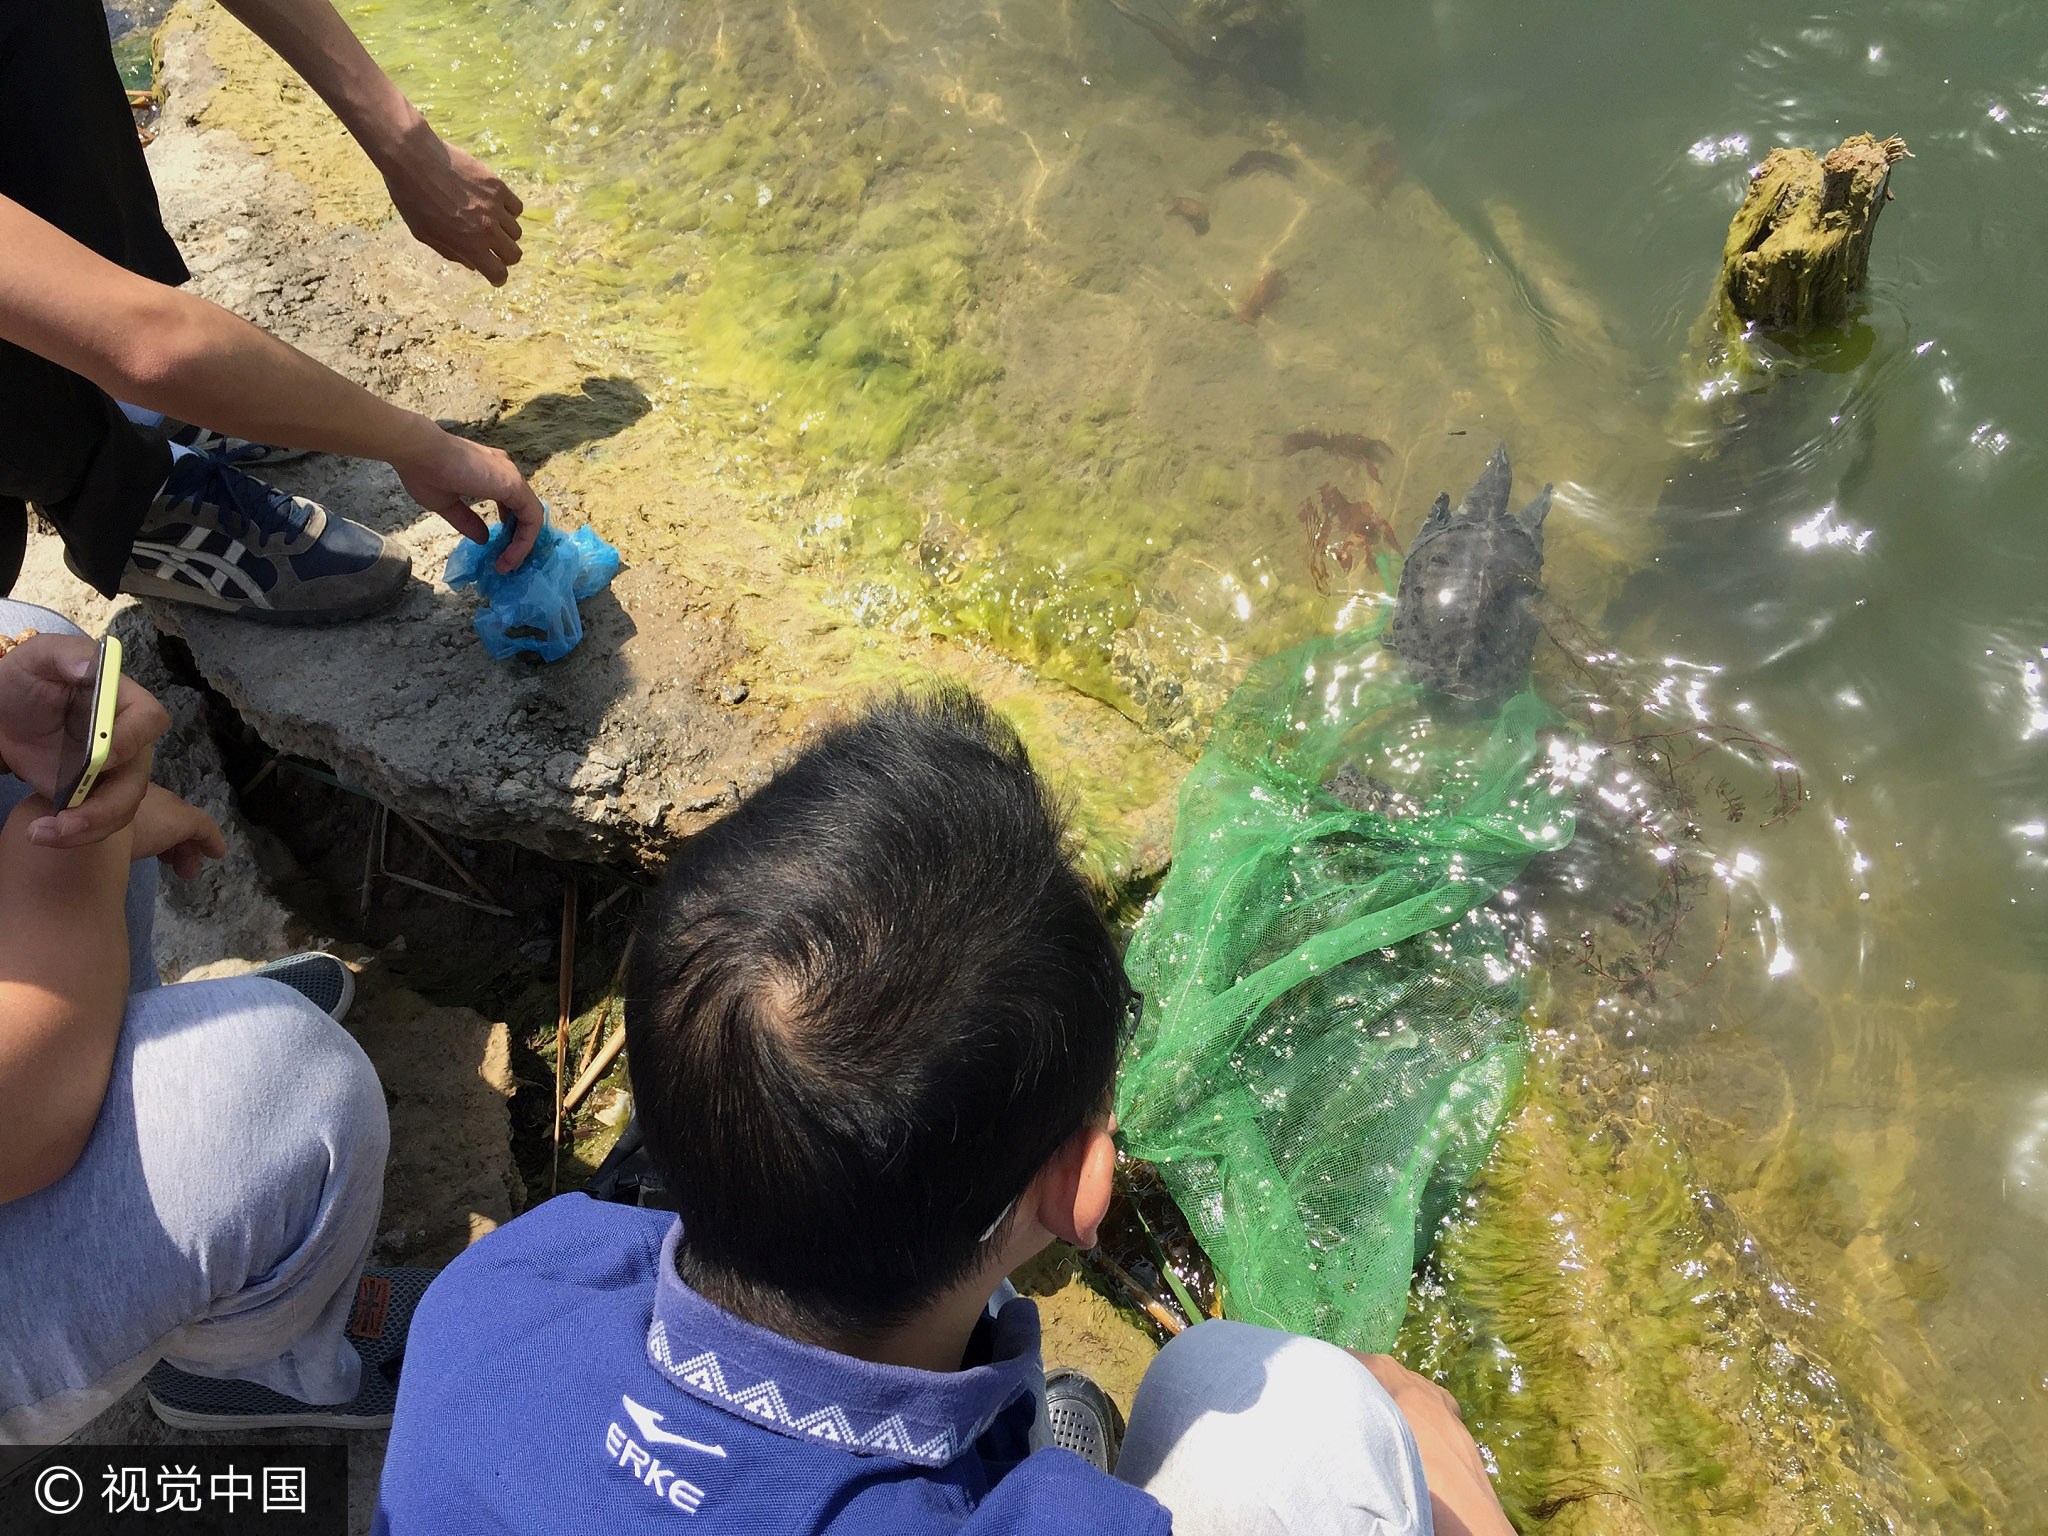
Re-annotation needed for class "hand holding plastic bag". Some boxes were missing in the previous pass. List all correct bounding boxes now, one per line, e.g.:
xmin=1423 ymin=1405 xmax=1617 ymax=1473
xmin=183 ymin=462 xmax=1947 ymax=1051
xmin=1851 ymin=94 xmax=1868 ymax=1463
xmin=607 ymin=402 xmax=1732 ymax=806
xmin=443 ymin=512 xmax=621 ymax=661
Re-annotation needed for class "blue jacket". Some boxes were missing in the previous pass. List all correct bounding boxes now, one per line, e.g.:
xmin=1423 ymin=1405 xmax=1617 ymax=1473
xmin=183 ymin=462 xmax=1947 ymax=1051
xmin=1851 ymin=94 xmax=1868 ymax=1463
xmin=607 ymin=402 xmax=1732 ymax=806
xmin=375 ymin=1195 xmax=1171 ymax=1534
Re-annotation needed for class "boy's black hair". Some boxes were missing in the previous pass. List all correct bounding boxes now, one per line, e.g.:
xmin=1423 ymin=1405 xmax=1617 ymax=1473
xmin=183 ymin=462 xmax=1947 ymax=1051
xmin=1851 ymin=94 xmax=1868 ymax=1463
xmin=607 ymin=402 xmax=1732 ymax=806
xmin=624 ymin=686 xmax=1130 ymax=1339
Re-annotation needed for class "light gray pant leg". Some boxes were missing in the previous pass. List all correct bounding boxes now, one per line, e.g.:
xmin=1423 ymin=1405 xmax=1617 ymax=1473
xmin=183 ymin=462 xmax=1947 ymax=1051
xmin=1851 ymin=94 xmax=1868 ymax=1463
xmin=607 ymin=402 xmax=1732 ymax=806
xmin=1116 ymin=1320 xmax=1433 ymax=1536
xmin=0 ymin=598 xmax=81 ymax=636
xmin=0 ymin=976 xmax=389 ymax=1443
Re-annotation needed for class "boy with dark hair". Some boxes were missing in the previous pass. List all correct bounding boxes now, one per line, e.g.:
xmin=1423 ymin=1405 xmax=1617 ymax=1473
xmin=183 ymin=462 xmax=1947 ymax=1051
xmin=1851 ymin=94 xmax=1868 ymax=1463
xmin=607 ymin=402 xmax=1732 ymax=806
xmin=377 ymin=689 xmax=1510 ymax=1535
xmin=627 ymin=686 xmax=1129 ymax=1354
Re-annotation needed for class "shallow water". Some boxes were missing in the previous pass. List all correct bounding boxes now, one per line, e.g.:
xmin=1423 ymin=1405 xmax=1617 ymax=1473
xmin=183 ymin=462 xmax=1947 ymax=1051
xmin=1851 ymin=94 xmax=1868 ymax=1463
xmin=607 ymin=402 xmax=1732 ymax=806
xmin=1349 ymin=6 xmax=2048 ymax=1523
xmin=324 ymin=0 xmax=2046 ymax=1521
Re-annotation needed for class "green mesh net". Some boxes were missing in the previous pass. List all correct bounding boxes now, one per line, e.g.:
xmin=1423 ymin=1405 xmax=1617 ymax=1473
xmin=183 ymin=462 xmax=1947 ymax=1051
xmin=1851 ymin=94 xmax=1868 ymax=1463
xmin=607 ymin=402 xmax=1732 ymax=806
xmin=1116 ymin=614 xmax=1576 ymax=1350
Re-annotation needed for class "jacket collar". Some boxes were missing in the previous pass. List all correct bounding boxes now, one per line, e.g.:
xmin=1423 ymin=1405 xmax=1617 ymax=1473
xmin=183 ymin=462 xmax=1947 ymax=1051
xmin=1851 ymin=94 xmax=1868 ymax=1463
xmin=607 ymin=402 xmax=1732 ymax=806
xmin=644 ymin=1221 xmax=1042 ymax=1468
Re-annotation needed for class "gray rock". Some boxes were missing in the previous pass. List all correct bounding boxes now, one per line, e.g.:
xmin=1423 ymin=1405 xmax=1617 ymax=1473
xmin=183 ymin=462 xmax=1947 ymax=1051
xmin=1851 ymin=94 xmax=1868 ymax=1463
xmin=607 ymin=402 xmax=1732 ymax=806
xmin=143 ymin=536 xmax=777 ymax=865
xmin=571 ymin=757 xmax=625 ymax=796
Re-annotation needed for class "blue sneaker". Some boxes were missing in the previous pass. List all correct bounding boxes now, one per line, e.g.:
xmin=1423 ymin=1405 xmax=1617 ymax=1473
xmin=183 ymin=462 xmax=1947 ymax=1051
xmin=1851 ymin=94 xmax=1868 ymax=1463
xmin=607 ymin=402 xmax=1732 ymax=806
xmin=159 ymin=416 xmax=315 ymax=467
xmin=108 ymin=450 xmax=412 ymax=622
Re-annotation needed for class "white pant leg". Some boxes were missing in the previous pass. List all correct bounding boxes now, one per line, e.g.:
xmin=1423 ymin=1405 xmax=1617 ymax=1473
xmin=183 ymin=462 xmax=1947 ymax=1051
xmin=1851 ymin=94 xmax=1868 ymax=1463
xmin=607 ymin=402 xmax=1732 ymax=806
xmin=1117 ymin=1319 xmax=1433 ymax=1536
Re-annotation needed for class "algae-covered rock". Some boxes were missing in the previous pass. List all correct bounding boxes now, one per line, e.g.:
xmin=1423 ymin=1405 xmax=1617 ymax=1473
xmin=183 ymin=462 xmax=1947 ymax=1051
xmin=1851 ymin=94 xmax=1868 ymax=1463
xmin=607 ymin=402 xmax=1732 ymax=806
xmin=309 ymin=0 xmax=1658 ymax=742
xmin=1403 ymin=1040 xmax=1984 ymax=1534
xmin=1719 ymin=133 xmax=1910 ymax=338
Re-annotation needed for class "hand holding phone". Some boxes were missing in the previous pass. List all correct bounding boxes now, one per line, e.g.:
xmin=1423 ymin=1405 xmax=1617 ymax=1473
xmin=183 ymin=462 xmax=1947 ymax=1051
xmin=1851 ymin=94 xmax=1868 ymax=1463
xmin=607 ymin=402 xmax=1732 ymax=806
xmin=53 ymin=634 xmax=123 ymax=811
xmin=0 ymin=631 xmax=169 ymax=848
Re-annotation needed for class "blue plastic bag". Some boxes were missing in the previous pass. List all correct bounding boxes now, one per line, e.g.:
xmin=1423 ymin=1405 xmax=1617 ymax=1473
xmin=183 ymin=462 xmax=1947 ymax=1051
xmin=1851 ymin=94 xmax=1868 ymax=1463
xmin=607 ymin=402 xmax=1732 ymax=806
xmin=443 ymin=513 xmax=622 ymax=662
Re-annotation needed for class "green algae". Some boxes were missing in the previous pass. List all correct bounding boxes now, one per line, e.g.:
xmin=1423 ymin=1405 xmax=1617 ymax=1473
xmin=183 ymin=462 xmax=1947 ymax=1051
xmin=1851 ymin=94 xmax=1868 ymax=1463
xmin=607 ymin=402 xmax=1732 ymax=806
xmin=1400 ymin=1028 xmax=1989 ymax=1535
xmin=1662 ymin=134 xmax=1911 ymax=448
xmin=185 ymin=12 xmax=398 ymax=225
xmin=330 ymin=0 xmax=1659 ymax=737
xmin=113 ymin=30 xmax=156 ymax=91
xmin=351 ymin=0 xmax=1168 ymax=705
xmin=1718 ymin=135 xmax=1909 ymax=342
xmin=416 ymin=342 xmax=1186 ymax=888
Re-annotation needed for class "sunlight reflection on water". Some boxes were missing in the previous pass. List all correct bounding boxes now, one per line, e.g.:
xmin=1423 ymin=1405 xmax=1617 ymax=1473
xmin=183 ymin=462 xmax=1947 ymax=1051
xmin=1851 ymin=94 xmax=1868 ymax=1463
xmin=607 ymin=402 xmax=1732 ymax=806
xmin=328 ymin=0 xmax=2048 ymax=1512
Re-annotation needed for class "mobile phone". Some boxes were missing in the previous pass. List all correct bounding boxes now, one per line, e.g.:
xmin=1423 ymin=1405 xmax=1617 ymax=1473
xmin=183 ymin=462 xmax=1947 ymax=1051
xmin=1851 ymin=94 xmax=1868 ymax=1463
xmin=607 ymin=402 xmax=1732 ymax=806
xmin=52 ymin=633 xmax=124 ymax=812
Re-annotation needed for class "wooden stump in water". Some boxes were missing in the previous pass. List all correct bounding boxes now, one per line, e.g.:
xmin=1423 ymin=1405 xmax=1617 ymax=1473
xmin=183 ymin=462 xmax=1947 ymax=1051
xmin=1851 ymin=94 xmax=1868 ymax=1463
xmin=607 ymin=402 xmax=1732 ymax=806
xmin=1719 ymin=132 xmax=1911 ymax=337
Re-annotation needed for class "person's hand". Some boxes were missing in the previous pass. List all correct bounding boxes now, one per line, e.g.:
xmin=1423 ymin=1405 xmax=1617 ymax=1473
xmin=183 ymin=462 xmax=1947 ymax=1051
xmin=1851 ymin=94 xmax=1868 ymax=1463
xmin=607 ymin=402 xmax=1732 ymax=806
xmin=130 ymin=785 xmax=226 ymax=879
xmin=392 ymin=421 xmax=545 ymax=573
xmin=377 ymin=124 xmax=523 ymax=285
xmin=1350 ymin=1353 xmax=1514 ymax=1536
xmin=0 ymin=635 xmax=167 ymax=849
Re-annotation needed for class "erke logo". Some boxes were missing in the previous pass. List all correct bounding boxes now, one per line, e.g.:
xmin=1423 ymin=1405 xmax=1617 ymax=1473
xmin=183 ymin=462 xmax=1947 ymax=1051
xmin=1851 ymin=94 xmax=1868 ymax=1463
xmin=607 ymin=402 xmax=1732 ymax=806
xmin=605 ymin=1396 xmax=727 ymax=1515
xmin=623 ymin=1395 xmax=729 ymax=1458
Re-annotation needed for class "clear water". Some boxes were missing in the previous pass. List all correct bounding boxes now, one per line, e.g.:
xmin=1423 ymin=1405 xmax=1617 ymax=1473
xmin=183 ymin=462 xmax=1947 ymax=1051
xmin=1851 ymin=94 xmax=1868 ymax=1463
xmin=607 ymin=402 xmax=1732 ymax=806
xmin=1350 ymin=6 xmax=2048 ymax=1522
xmin=324 ymin=0 xmax=2047 ymax=1521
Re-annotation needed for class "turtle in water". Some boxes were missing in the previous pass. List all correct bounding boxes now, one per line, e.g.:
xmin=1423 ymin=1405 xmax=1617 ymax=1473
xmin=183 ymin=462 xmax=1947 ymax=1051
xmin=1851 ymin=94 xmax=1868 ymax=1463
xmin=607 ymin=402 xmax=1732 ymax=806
xmin=1385 ymin=443 xmax=1551 ymax=703
xmin=1321 ymin=762 xmax=1421 ymax=819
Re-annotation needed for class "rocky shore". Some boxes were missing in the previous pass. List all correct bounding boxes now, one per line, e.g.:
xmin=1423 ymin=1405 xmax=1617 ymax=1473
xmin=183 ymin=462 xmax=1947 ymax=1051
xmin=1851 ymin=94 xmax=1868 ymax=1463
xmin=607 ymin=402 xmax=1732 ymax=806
xmin=91 ymin=5 xmax=1187 ymax=878
xmin=12 ymin=7 xmax=1192 ymax=1520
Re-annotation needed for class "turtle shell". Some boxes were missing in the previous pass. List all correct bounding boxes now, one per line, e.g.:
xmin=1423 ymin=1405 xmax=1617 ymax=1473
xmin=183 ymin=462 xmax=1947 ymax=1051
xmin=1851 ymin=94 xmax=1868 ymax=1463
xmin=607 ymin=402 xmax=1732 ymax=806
xmin=1386 ymin=444 xmax=1550 ymax=704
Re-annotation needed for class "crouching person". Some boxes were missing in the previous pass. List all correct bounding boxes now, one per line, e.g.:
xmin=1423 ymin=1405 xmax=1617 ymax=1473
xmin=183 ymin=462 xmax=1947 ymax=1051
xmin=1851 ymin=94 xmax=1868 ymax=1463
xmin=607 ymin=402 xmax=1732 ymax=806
xmin=0 ymin=601 xmax=394 ymax=1442
xmin=376 ymin=688 xmax=1511 ymax=1534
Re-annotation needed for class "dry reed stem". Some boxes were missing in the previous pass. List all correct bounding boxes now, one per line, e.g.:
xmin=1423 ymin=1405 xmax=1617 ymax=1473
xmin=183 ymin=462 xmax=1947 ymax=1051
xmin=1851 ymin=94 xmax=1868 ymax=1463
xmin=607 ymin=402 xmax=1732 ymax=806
xmin=1085 ymin=1248 xmax=1189 ymax=1336
xmin=565 ymin=1022 xmax=628 ymax=1115
xmin=550 ymin=879 xmax=579 ymax=1193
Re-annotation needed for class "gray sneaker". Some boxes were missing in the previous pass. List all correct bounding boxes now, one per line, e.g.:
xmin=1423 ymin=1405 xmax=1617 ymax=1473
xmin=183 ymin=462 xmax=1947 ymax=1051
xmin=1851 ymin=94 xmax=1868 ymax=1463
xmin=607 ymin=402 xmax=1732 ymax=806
xmin=113 ymin=450 xmax=411 ymax=622
xmin=249 ymin=951 xmax=356 ymax=1022
xmin=1044 ymin=1368 xmax=1124 ymax=1473
xmin=144 ymin=1268 xmax=429 ymax=1431
xmin=160 ymin=416 xmax=315 ymax=467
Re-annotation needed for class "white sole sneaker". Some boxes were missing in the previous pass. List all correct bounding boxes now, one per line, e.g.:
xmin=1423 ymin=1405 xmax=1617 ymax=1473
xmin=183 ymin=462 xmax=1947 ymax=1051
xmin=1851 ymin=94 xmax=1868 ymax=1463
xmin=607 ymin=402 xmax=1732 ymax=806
xmin=248 ymin=952 xmax=357 ymax=1023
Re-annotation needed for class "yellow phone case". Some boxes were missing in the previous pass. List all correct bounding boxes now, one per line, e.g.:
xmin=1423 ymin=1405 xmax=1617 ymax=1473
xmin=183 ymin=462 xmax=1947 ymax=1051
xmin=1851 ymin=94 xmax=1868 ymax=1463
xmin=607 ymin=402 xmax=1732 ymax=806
xmin=61 ymin=634 xmax=124 ymax=811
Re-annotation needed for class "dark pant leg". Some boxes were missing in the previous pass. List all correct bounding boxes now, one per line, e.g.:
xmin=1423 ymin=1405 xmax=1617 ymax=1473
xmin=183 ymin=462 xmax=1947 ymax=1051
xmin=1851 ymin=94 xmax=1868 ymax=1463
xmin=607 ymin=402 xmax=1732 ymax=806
xmin=0 ymin=345 xmax=170 ymax=598
xmin=0 ymin=0 xmax=189 ymax=283
xmin=0 ymin=0 xmax=188 ymax=598
xmin=0 ymin=498 xmax=22 ymax=598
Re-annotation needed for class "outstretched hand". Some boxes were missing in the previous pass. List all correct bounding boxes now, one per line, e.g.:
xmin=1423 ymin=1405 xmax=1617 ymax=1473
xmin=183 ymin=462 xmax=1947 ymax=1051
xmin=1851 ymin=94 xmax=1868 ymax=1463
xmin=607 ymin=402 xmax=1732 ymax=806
xmin=0 ymin=634 xmax=167 ymax=849
xmin=393 ymin=425 xmax=545 ymax=573
xmin=379 ymin=128 xmax=524 ymax=286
